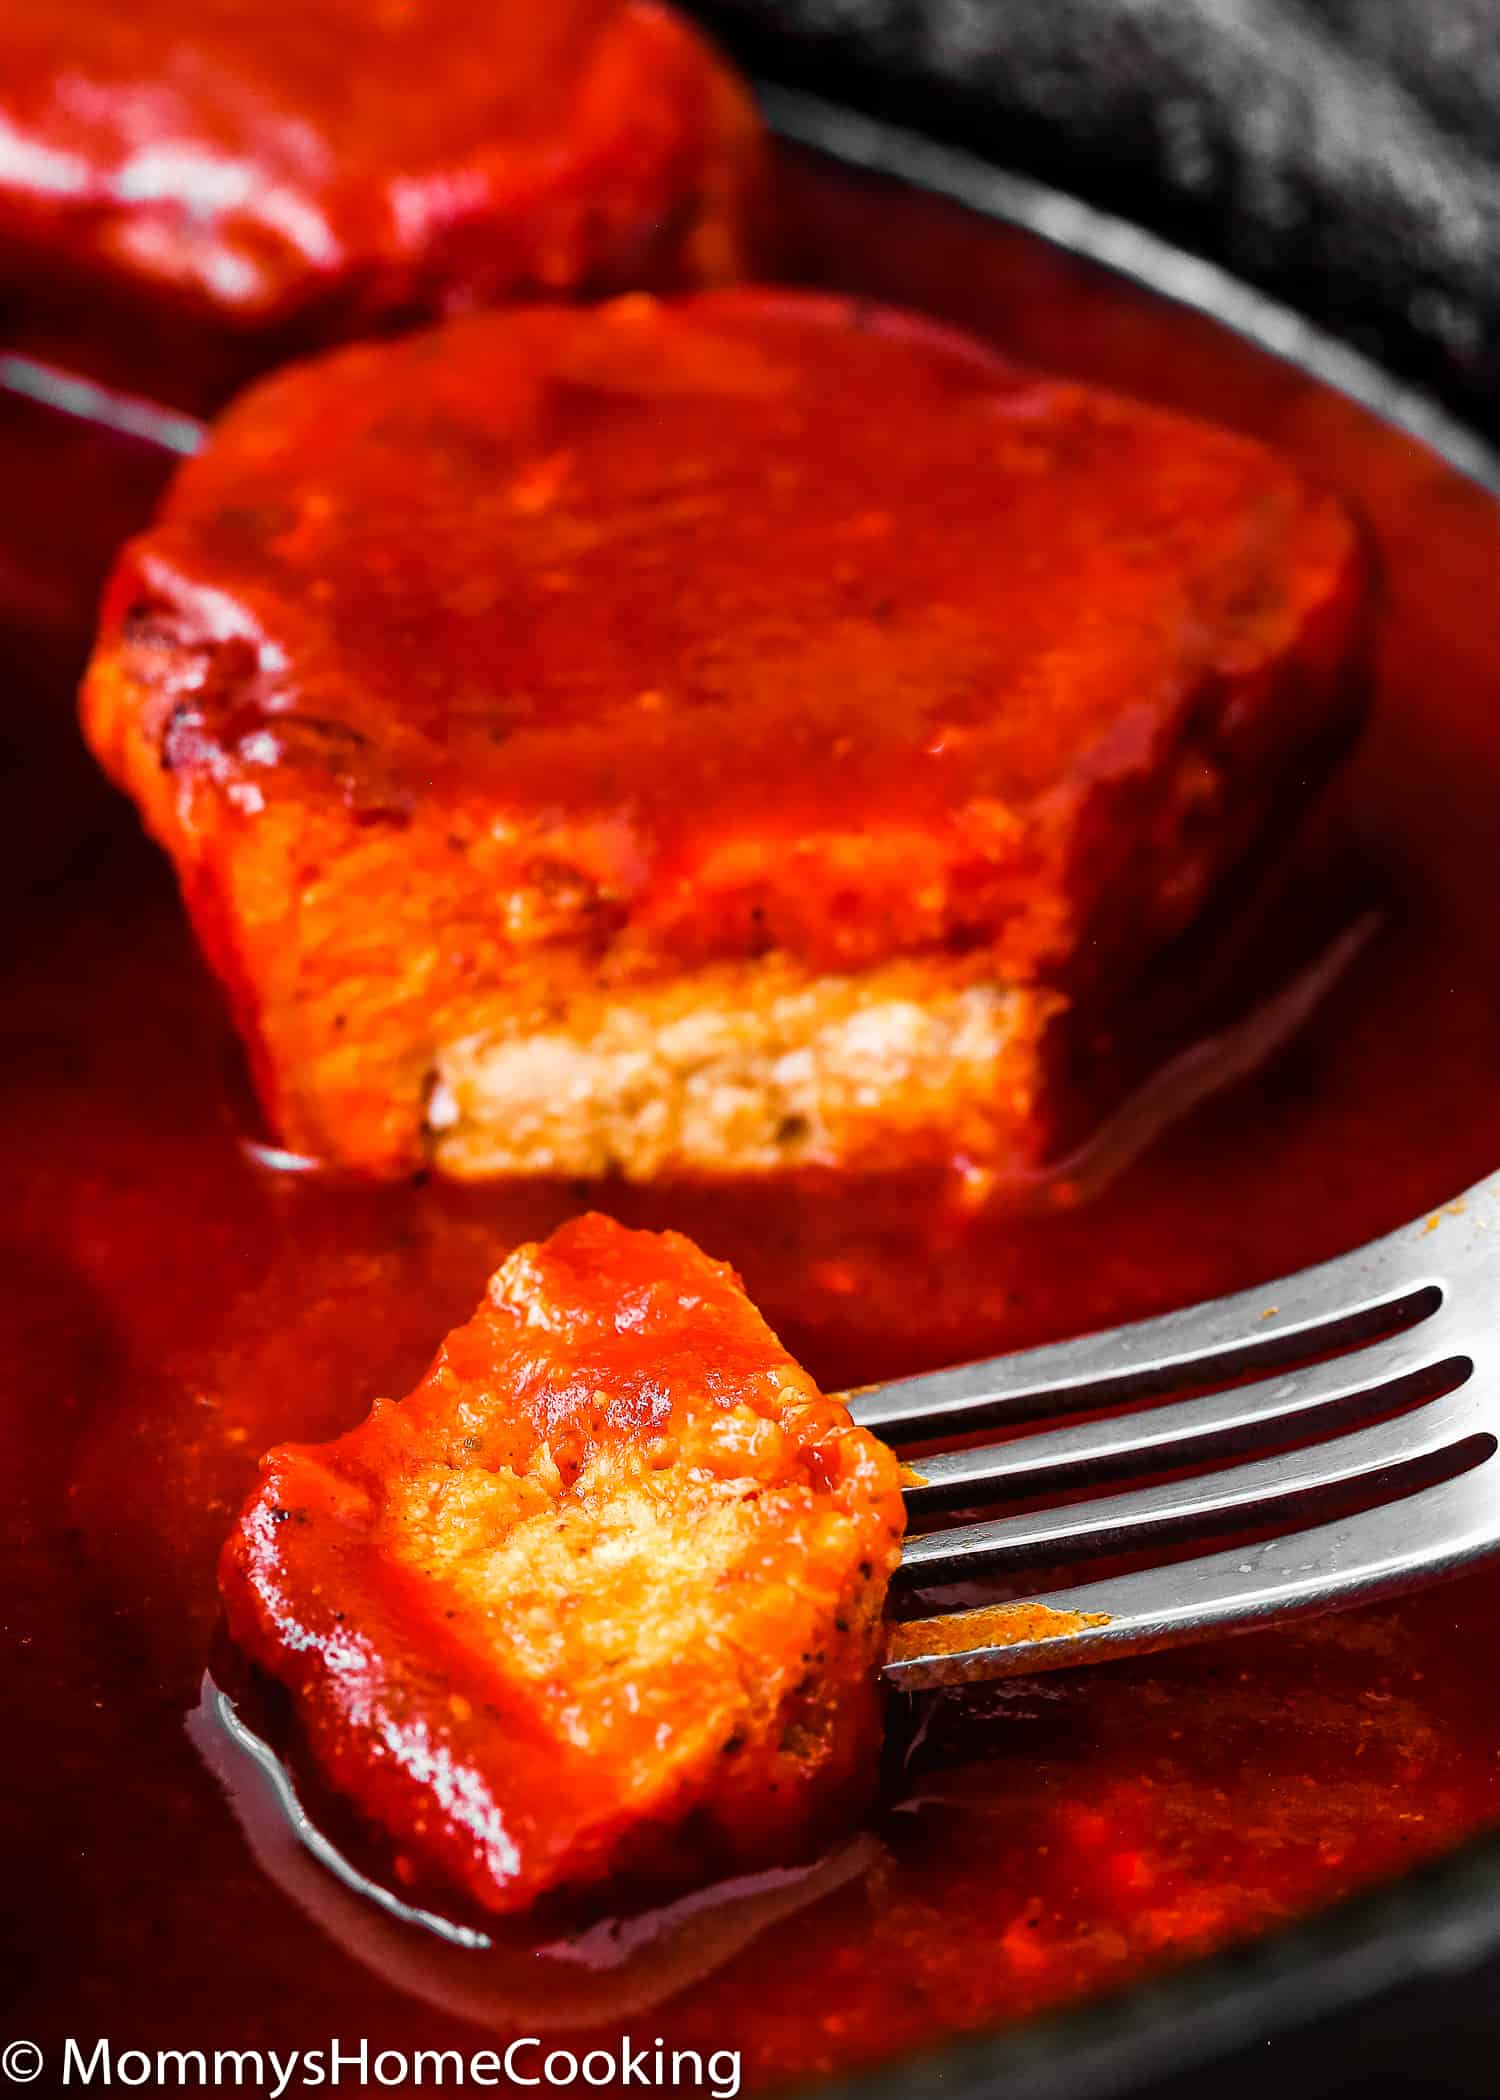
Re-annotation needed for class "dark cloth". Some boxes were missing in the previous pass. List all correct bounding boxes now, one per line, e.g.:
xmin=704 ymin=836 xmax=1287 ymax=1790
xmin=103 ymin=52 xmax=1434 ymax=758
xmin=686 ymin=0 xmax=1500 ymax=435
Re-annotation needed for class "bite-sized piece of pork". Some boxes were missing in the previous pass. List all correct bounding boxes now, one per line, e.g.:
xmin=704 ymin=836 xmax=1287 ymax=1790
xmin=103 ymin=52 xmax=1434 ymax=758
xmin=82 ymin=290 xmax=1370 ymax=1182
xmin=218 ymin=1214 xmax=906 ymax=1915
xmin=0 ymin=0 xmax=764 ymax=410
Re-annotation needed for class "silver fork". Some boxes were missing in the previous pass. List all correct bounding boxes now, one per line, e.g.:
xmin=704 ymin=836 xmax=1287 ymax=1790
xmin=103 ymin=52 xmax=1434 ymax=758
xmin=859 ymin=1170 xmax=1500 ymax=1689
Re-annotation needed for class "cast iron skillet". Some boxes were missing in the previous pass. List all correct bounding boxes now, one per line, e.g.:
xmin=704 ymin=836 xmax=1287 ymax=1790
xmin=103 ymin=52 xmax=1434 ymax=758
xmin=763 ymin=88 xmax=1500 ymax=2100
xmin=9 ymin=84 xmax=1500 ymax=2100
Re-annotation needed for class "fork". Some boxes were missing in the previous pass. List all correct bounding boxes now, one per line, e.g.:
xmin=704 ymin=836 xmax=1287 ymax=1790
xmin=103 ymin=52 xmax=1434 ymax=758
xmin=858 ymin=1171 xmax=1500 ymax=1689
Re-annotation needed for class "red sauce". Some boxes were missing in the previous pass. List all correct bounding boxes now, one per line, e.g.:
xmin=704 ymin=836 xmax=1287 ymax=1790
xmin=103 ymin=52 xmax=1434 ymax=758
xmin=82 ymin=286 xmax=1365 ymax=1181
xmin=11 ymin=143 xmax=1500 ymax=2087
xmin=219 ymin=1212 xmax=904 ymax=1917
xmin=0 ymin=0 xmax=763 ymax=412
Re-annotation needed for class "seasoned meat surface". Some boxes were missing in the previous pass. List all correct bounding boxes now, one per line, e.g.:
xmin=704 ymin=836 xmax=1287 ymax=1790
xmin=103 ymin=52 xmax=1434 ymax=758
xmin=218 ymin=1214 xmax=905 ymax=1914
xmin=83 ymin=290 xmax=1370 ymax=1179
xmin=0 ymin=0 xmax=762 ymax=406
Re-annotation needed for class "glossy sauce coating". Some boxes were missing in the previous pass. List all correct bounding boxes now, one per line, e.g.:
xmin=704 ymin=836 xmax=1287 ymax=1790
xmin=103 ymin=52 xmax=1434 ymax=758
xmin=0 ymin=0 xmax=763 ymax=409
xmin=83 ymin=290 xmax=1365 ymax=1173
xmin=220 ymin=1213 xmax=904 ymax=1915
xmin=11 ymin=147 xmax=1500 ymax=2090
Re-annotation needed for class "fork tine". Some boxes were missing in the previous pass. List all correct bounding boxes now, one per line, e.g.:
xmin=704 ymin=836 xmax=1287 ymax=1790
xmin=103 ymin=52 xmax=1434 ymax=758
xmin=897 ymin=1376 xmax=1480 ymax=1582
xmin=885 ymin=1452 xmax=1500 ymax=1689
xmin=850 ymin=1274 xmax=1443 ymax=1443
xmin=903 ymin=1334 xmax=1469 ymax=1513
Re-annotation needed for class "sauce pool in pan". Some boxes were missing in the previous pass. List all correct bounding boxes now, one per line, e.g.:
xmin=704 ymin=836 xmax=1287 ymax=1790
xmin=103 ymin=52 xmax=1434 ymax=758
xmin=10 ymin=139 xmax=1500 ymax=2090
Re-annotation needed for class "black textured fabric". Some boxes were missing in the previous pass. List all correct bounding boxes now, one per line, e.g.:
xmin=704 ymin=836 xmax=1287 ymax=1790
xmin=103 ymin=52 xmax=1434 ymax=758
xmin=686 ymin=0 xmax=1500 ymax=435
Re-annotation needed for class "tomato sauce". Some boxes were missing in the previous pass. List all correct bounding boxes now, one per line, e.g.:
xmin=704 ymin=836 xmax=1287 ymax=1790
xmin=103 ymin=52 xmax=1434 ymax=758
xmin=0 ymin=0 xmax=764 ymax=416
xmin=9 ymin=142 xmax=1500 ymax=2089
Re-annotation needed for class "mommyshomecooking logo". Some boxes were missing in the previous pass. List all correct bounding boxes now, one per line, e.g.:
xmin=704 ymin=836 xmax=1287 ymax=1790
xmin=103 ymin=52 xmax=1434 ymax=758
xmin=47 ymin=2037 xmax=744 ymax=2094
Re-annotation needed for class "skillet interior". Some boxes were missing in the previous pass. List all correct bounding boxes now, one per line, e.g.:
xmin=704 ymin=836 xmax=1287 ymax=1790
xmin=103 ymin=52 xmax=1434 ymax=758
xmin=8 ymin=87 xmax=1500 ymax=2100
